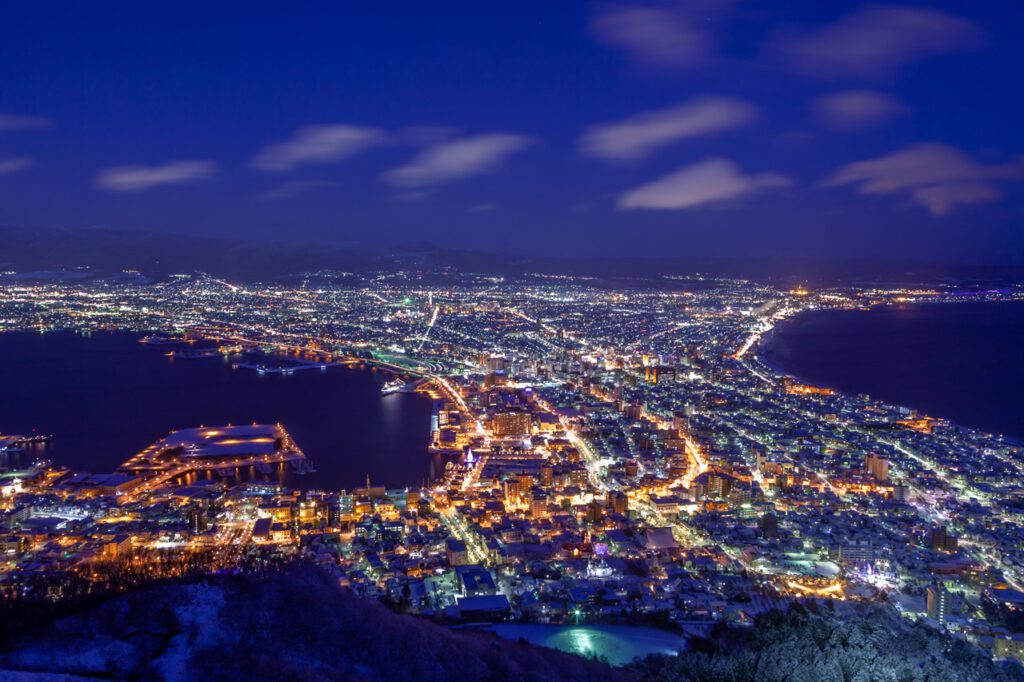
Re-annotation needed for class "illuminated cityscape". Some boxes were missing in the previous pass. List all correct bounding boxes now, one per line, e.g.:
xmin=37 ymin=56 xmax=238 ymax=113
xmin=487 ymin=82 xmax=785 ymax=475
xmin=2 ymin=274 xmax=1024 ymax=673
xmin=4 ymin=0 xmax=1024 ymax=677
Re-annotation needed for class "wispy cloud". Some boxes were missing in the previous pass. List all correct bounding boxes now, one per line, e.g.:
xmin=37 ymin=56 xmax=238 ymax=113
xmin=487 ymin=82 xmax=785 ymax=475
xmin=619 ymin=157 xmax=789 ymax=210
xmin=0 ymin=156 xmax=33 ymax=174
xmin=591 ymin=1 xmax=736 ymax=69
xmin=823 ymin=143 xmax=1024 ymax=215
xmin=580 ymin=96 xmax=757 ymax=160
xmin=0 ymin=113 xmax=52 ymax=134
xmin=775 ymin=5 xmax=983 ymax=79
xmin=384 ymin=134 xmax=533 ymax=188
xmin=252 ymin=125 xmax=388 ymax=172
xmin=813 ymin=90 xmax=906 ymax=131
xmin=265 ymin=179 xmax=345 ymax=200
xmin=95 ymin=160 xmax=218 ymax=192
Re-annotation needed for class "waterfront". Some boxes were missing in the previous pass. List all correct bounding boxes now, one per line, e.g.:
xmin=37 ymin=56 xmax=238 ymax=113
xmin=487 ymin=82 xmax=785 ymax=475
xmin=0 ymin=331 xmax=435 ymax=490
xmin=3 ymin=277 xmax=1024 ymax=671
xmin=761 ymin=301 xmax=1024 ymax=440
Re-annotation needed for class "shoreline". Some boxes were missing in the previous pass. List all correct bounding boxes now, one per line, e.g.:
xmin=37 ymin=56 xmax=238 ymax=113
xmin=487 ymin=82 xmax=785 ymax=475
xmin=753 ymin=299 xmax=1024 ymax=442
xmin=0 ymin=330 xmax=438 ymax=490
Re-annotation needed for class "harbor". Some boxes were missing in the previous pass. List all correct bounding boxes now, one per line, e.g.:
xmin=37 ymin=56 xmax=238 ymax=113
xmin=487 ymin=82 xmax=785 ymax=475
xmin=0 ymin=331 xmax=435 ymax=490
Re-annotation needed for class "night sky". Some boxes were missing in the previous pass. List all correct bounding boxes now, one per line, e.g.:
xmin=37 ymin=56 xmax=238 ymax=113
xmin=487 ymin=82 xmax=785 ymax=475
xmin=2 ymin=1 xmax=1022 ymax=263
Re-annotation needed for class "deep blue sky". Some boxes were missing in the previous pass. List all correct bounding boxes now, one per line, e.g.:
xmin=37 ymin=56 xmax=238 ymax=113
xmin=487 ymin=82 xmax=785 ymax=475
xmin=1 ymin=1 xmax=1022 ymax=262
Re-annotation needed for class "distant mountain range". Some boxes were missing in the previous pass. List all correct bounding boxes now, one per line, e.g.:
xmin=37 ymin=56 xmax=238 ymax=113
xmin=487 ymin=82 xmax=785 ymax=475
xmin=2 ymin=225 xmax=1022 ymax=285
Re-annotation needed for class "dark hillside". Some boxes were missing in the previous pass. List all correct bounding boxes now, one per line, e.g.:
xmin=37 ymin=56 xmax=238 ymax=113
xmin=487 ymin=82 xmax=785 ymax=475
xmin=0 ymin=567 xmax=628 ymax=681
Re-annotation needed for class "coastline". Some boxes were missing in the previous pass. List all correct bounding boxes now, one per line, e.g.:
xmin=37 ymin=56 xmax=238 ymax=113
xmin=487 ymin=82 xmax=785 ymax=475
xmin=0 ymin=330 xmax=437 ymax=490
xmin=754 ymin=300 xmax=1024 ymax=442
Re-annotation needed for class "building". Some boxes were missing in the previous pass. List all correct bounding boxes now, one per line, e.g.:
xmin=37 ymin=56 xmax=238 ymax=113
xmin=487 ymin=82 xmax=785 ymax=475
xmin=607 ymin=490 xmax=628 ymax=514
xmin=893 ymin=484 xmax=911 ymax=503
xmin=188 ymin=507 xmax=208 ymax=534
xmin=994 ymin=634 xmax=1024 ymax=661
xmin=623 ymin=404 xmax=643 ymax=420
xmin=569 ymin=466 xmax=588 ymax=488
xmin=865 ymin=453 xmax=889 ymax=482
xmin=708 ymin=474 xmax=732 ymax=498
xmin=529 ymin=489 xmax=548 ymax=518
xmin=486 ymin=356 xmax=511 ymax=373
xmin=491 ymin=412 xmax=532 ymax=437
xmin=446 ymin=538 xmax=471 ymax=567
xmin=455 ymin=594 xmax=511 ymax=621
xmin=927 ymin=585 xmax=952 ymax=622
xmin=839 ymin=540 xmax=874 ymax=566
xmin=503 ymin=478 xmax=523 ymax=505
xmin=760 ymin=513 xmax=778 ymax=540
xmin=928 ymin=527 xmax=957 ymax=553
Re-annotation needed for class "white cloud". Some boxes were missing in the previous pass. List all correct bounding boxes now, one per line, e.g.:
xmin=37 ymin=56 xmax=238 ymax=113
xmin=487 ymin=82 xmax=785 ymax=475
xmin=580 ymin=96 xmax=757 ymax=160
xmin=619 ymin=157 xmax=789 ymax=210
xmin=384 ymin=134 xmax=532 ymax=188
xmin=95 ymin=160 xmax=218 ymax=192
xmin=0 ymin=114 xmax=52 ymax=134
xmin=823 ymin=143 xmax=1024 ymax=215
xmin=590 ymin=1 xmax=737 ymax=68
xmin=813 ymin=90 xmax=906 ymax=131
xmin=0 ymin=156 xmax=33 ymax=174
xmin=776 ymin=5 xmax=982 ymax=79
xmin=252 ymin=125 xmax=388 ymax=172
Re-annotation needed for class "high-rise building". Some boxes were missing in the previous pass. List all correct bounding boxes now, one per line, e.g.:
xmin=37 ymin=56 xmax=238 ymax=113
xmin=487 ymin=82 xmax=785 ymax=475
xmin=486 ymin=356 xmax=511 ymax=373
xmin=760 ymin=513 xmax=778 ymax=539
xmin=540 ymin=464 xmax=553 ymax=487
xmin=529 ymin=490 xmax=548 ymax=518
xmin=188 ymin=507 xmax=208 ymax=534
xmin=865 ymin=453 xmax=889 ymax=482
xmin=503 ymin=478 xmax=523 ymax=504
xmin=926 ymin=585 xmax=952 ymax=622
xmin=893 ymin=484 xmax=911 ymax=503
xmin=929 ymin=527 xmax=947 ymax=552
xmin=607 ymin=490 xmax=628 ymax=514
xmin=623 ymin=404 xmax=643 ymax=420
xmin=492 ymin=412 xmax=532 ymax=437
xmin=708 ymin=474 xmax=732 ymax=498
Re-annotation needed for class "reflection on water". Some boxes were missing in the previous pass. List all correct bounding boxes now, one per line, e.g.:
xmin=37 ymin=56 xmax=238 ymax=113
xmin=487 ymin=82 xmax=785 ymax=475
xmin=491 ymin=624 xmax=685 ymax=666
xmin=0 ymin=331 xmax=436 ymax=490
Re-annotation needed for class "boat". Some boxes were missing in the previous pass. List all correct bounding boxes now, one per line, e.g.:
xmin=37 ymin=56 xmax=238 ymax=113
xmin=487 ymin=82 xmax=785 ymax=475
xmin=381 ymin=379 xmax=405 ymax=395
xmin=15 ymin=433 xmax=52 ymax=444
xmin=381 ymin=379 xmax=417 ymax=395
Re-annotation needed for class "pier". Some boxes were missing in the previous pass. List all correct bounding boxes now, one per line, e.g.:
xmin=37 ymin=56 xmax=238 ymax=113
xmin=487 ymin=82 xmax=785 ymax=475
xmin=117 ymin=424 xmax=311 ymax=495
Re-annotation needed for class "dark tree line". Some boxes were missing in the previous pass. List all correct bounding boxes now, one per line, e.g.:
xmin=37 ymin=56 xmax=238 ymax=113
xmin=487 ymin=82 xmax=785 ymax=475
xmin=632 ymin=602 xmax=1024 ymax=682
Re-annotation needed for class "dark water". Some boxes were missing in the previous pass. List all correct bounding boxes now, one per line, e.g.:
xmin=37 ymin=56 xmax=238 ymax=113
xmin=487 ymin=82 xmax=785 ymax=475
xmin=0 ymin=331 xmax=437 ymax=490
xmin=762 ymin=302 xmax=1024 ymax=439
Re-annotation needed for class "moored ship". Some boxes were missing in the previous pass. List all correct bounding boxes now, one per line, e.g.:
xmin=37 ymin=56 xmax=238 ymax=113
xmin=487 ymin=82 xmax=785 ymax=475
xmin=381 ymin=379 xmax=416 ymax=395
